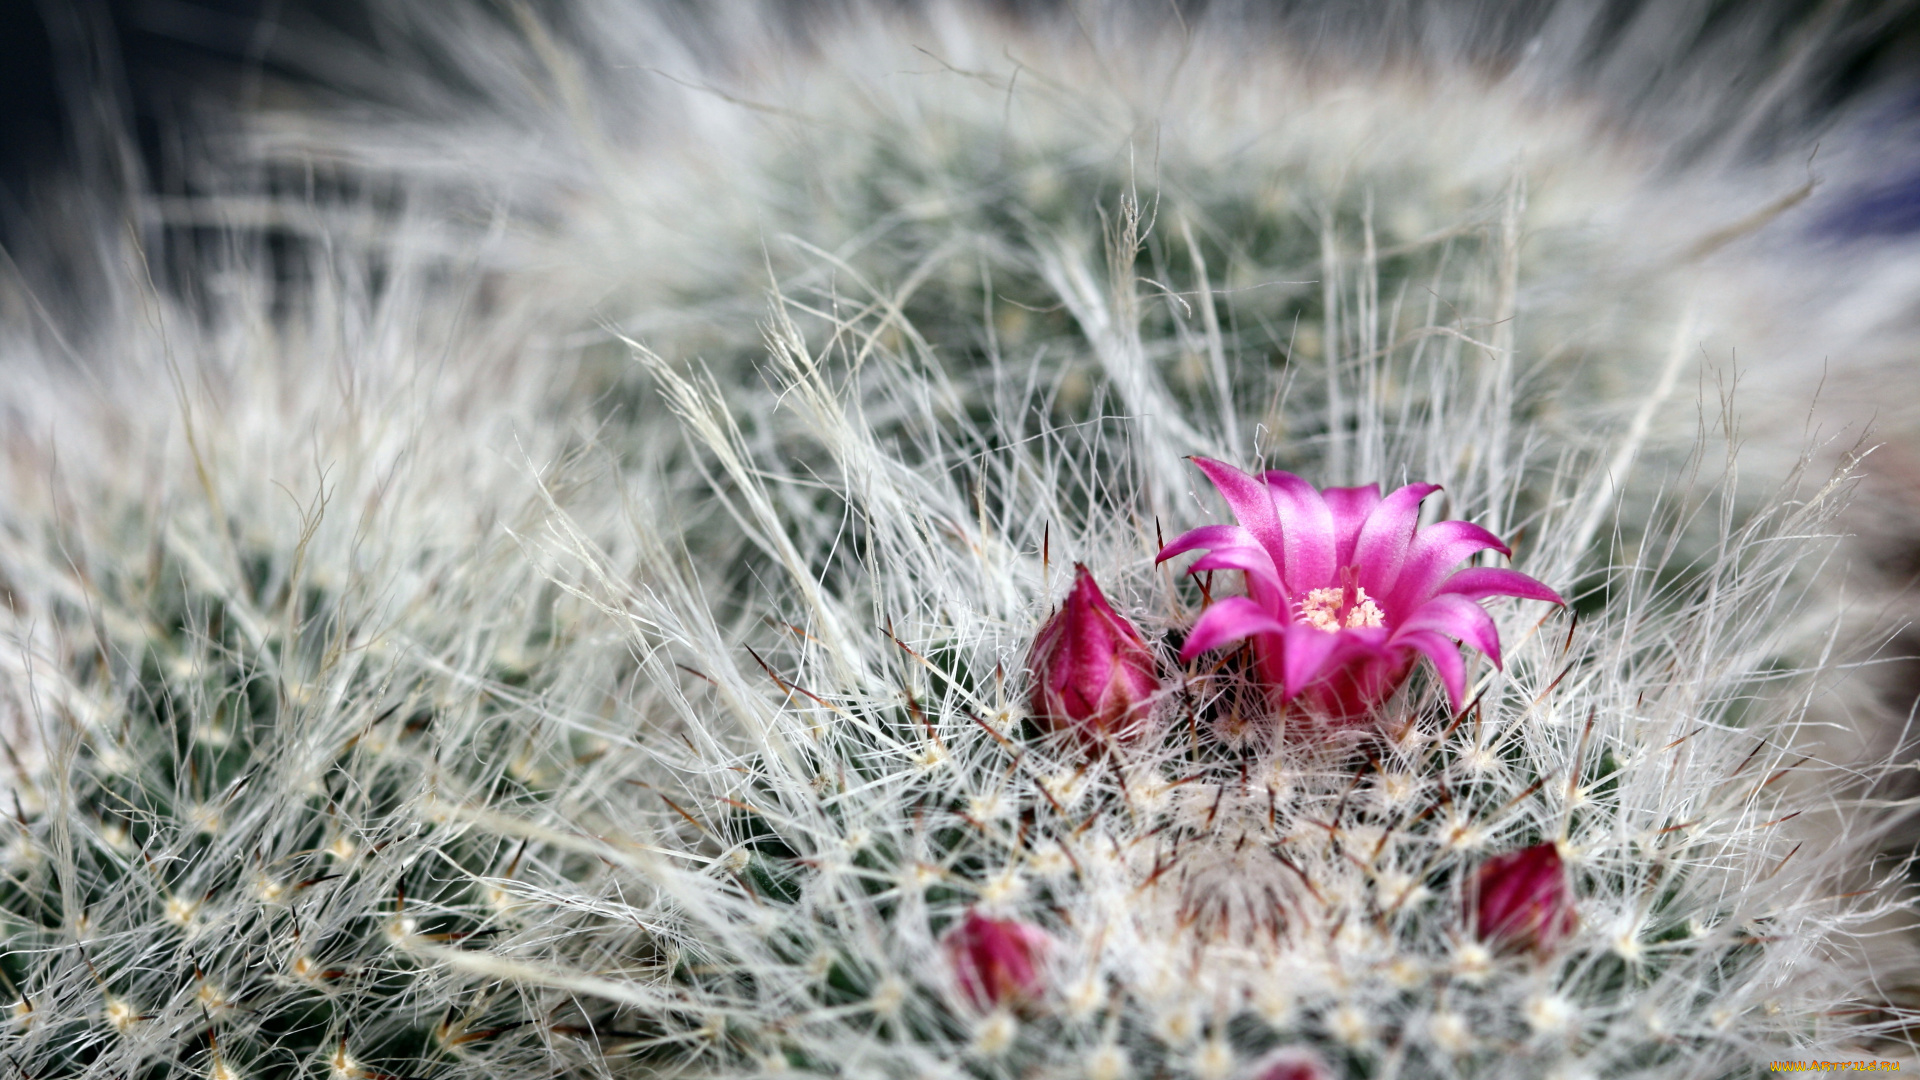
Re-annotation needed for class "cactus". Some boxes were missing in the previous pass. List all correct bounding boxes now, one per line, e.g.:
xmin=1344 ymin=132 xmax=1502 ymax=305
xmin=0 ymin=3 xmax=1913 ymax=1077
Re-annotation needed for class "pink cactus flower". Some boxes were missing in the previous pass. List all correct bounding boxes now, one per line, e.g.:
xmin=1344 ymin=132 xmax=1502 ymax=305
xmin=1472 ymin=842 xmax=1579 ymax=956
xmin=1026 ymin=564 xmax=1162 ymax=741
xmin=941 ymin=909 xmax=1051 ymax=1009
xmin=1243 ymin=1047 xmax=1333 ymax=1080
xmin=1157 ymin=457 xmax=1563 ymax=724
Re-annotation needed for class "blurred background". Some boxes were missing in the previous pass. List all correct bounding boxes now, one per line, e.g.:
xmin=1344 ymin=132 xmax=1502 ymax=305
xmin=9 ymin=0 xmax=1920 ymax=715
xmin=9 ymin=0 xmax=1920 ymax=219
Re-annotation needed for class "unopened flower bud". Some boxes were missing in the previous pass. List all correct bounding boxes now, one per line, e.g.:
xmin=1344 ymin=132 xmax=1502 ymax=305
xmin=1472 ymin=842 xmax=1578 ymax=955
xmin=1242 ymin=1047 xmax=1332 ymax=1080
xmin=1027 ymin=564 xmax=1161 ymax=740
xmin=940 ymin=909 xmax=1050 ymax=1010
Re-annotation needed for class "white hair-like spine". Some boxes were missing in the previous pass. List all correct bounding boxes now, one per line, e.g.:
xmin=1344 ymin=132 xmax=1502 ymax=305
xmin=0 ymin=3 xmax=1912 ymax=1077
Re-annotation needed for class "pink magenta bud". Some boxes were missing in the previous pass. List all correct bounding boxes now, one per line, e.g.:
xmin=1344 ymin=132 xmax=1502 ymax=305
xmin=1472 ymin=842 xmax=1579 ymax=955
xmin=1243 ymin=1047 xmax=1333 ymax=1080
xmin=1026 ymin=564 xmax=1161 ymax=740
xmin=940 ymin=909 xmax=1050 ymax=1009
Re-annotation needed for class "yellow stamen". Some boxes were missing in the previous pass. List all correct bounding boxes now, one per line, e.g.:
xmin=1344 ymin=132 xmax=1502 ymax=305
xmin=1297 ymin=586 xmax=1385 ymax=632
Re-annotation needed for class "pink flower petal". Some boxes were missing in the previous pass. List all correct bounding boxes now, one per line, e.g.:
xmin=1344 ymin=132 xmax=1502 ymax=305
xmin=1264 ymin=470 xmax=1337 ymax=594
xmin=1395 ymin=629 xmax=1468 ymax=710
xmin=1278 ymin=622 xmax=1342 ymax=700
xmin=1155 ymin=523 xmax=1244 ymax=562
xmin=1179 ymin=597 xmax=1290 ymax=661
xmin=1156 ymin=524 xmax=1285 ymax=602
xmin=1190 ymin=457 xmax=1286 ymax=566
xmin=1396 ymin=593 xmax=1504 ymax=666
xmin=1350 ymin=482 xmax=1441 ymax=600
xmin=1295 ymin=639 xmax=1411 ymax=722
xmin=1385 ymin=519 xmax=1511 ymax=613
xmin=1435 ymin=566 xmax=1566 ymax=606
xmin=1321 ymin=483 xmax=1383 ymax=567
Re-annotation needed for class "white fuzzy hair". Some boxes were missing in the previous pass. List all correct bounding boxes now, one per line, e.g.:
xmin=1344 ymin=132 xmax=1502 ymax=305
xmin=0 ymin=2 xmax=1914 ymax=1077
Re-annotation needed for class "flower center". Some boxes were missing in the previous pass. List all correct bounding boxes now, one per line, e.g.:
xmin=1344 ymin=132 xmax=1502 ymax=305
xmin=1297 ymin=585 xmax=1385 ymax=632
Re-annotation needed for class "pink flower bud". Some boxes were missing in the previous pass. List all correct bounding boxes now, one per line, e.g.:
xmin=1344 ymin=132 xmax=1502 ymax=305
xmin=940 ymin=909 xmax=1050 ymax=1010
xmin=1026 ymin=564 xmax=1161 ymax=741
xmin=1242 ymin=1047 xmax=1333 ymax=1080
xmin=1472 ymin=842 xmax=1578 ymax=955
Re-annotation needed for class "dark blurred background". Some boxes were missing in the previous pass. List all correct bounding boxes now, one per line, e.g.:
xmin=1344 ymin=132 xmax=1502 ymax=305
xmin=5 ymin=1 xmax=1920 ymax=176
xmin=4 ymin=0 xmax=1920 ymax=250
xmin=0 ymin=1 xmax=269 ymax=231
